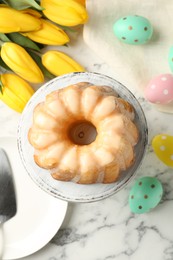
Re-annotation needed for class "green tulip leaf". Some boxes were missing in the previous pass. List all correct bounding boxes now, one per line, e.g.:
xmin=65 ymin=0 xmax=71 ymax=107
xmin=1 ymin=0 xmax=43 ymax=10
xmin=27 ymin=50 xmax=55 ymax=80
xmin=7 ymin=33 xmax=41 ymax=51
xmin=0 ymin=33 xmax=11 ymax=42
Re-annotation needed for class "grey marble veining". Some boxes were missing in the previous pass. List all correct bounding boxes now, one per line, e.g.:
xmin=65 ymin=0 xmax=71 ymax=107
xmin=1 ymin=32 xmax=173 ymax=260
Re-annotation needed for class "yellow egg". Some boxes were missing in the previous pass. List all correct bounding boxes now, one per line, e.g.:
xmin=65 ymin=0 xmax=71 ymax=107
xmin=152 ymin=134 xmax=173 ymax=167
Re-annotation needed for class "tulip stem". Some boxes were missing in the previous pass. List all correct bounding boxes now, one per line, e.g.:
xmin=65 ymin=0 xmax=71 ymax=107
xmin=0 ymin=67 xmax=7 ymax=73
xmin=0 ymin=77 xmax=4 ymax=94
xmin=59 ymin=25 xmax=78 ymax=33
xmin=0 ymin=40 xmax=4 ymax=46
xmin=28 ymin=49 xmax=55 ymax=79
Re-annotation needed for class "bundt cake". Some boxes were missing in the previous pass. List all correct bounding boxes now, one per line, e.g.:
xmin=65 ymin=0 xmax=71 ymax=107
xmin=28 ymin=82 xmax=139 ymax=184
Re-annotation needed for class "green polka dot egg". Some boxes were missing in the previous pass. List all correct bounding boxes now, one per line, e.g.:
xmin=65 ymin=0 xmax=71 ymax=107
xmin=113 ymin=15 xmax=153 ymax=45
xmin=168 ymin=46 xmax=173 ymax=72
xmin=129 ymin=177 xmax=163 ymax=214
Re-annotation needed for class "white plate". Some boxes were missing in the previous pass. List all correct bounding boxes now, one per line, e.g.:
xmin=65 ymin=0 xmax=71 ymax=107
xmin=18 ymin=72 xmax=148 ymax=203
xmin=0 ymin=137 xmax=68 ymax=260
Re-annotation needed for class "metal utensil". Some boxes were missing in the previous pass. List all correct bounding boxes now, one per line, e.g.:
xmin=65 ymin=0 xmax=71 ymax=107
xmin=0 ymin=149 xmax=17 ymax=224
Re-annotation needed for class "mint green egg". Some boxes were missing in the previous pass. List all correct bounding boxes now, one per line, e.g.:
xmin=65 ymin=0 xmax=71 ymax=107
xmin=129 ymin=177 xmax=163 ymax=214
xmin=113 ymin=15 xmax=153 ymax=45
xmin=168 ymin=46 xmax=173 ymax=72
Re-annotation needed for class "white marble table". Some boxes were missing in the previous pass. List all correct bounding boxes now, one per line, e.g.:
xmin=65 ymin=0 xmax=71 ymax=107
xmin=1 ymin=31 xmax=173 ymax=260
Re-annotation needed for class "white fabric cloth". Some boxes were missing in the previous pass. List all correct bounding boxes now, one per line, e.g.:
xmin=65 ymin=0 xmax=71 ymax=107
xmin=83 ymin=0 xmax=173 ymax=113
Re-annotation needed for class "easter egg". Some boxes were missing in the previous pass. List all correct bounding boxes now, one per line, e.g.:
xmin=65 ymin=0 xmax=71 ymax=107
xmin=113 ymin=15 xmax=153 ymax=45
xmin=145 ymin=74 xmax=173 ymax=104
xmin=152 ymin=134 xmax=173 ymax=167
xmin=168 ymin=46 xmax=173 ymax=72
xmin=129 ymin=176 xmax=163 ymax=214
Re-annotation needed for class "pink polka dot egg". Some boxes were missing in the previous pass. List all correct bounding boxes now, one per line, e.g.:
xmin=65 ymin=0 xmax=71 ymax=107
xmin=145 ymin=74 xmax=173 ymax=104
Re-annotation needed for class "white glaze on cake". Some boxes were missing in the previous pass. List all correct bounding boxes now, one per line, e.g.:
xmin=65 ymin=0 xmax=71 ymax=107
xmin=28 ymin=82 xmax=139 ymax=184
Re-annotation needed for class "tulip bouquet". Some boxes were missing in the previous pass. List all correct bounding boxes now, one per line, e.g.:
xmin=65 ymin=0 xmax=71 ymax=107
xmin=0 ymin=0 xmax=87 ymax=112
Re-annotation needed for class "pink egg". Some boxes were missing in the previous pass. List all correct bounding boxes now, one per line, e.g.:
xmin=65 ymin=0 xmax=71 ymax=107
xmin=145 ymin=74 xmax=173 ymax=104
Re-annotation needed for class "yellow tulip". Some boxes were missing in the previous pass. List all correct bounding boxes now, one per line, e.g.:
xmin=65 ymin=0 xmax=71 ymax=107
xmin=0 ymin=6 xmax=42 ymax=33
xmin=42 ymin=50 xmax=85 ymax=76
xmin=0 ymin=73 xmax=34 ymax=113
xmin=20 ymin=8 xmax=42 ymax=18
xmin=1 ymin=42 xmax=44 ymax=83
xmin=75 ymin=0 xmax=85 ymax=6
xmin=41 ymin=0 xmax=88 ymax=26
xmin=23 ymin=19 xmax=70 ymax=46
